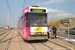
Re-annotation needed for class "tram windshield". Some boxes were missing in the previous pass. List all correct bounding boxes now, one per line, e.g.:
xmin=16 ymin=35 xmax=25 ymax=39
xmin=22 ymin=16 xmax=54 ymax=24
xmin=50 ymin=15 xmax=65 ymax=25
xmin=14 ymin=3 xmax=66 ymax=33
xmin=25 ymin=13 xmax=47 ymax=27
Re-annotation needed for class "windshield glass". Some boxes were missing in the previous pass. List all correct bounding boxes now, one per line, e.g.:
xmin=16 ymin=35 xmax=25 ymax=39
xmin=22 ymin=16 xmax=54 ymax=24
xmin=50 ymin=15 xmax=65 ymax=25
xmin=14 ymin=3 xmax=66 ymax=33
xmin=25 ymin=13 xmax=47 ymax=27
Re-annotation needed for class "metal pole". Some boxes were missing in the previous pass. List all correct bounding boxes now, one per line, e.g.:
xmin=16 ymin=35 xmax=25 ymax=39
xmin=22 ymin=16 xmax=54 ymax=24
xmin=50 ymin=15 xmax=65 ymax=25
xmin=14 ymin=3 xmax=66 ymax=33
xmin=57 ymin=30 xmax=59 ymax=38
xmin=11 ymin=19 xmax=12 ymax=28
xmin=8 ymin=12 xmax=9 ymax=26
xmin=68 ymin=23 xmax=69 ymax=41
xmin=70 ymin=34 xmax=71 ymax=40
xmin=62 ymin=24 xmax=63 ymax=40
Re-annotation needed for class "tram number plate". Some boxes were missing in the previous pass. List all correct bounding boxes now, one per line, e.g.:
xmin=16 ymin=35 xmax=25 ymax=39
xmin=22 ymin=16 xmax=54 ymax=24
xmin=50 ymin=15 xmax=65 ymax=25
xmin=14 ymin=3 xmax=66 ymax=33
xmin=37 ymin=33 xmax=41 ymax=35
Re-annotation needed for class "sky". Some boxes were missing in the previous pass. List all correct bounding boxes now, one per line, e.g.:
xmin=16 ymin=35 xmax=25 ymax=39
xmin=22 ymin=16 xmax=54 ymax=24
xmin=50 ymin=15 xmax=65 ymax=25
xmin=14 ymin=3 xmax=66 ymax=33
xmin=0 ymin=0 xmax=75 ymax=27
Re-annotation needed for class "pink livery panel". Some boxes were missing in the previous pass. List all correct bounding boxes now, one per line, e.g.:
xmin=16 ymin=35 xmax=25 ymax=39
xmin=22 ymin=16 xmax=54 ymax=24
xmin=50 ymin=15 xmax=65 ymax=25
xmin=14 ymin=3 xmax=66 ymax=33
xmin=23 ymin=27 xmax=30 ymax=40
xmin=23 ymin=7 xmax=30 ymax=40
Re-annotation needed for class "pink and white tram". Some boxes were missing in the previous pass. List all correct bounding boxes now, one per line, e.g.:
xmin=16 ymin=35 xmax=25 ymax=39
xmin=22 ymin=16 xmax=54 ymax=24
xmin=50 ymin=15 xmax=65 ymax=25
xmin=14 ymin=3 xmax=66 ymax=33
xmin=18 ymin=6 xmax=48 ymax=40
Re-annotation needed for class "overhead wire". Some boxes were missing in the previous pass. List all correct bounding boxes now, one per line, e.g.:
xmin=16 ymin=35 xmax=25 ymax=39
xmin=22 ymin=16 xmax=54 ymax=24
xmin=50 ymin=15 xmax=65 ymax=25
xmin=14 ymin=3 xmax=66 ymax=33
xmin=17 ymin=0 xmax=27 ymax=21
xmin=17 ymin=0 xmax=27 ymax=24
xmin=5 ymin=0 xmax=27 ymax=26
xmin=19 ymin=0 xmax=27 ymax=16
xmin=5 ymin=0 xmax=15 ymax=25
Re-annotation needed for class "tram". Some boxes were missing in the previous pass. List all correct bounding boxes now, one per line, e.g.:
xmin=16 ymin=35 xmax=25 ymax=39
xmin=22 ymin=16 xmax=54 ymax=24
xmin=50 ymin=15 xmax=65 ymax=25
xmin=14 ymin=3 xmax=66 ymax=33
xmin=18 ymin=6 xmax=48 ymax=40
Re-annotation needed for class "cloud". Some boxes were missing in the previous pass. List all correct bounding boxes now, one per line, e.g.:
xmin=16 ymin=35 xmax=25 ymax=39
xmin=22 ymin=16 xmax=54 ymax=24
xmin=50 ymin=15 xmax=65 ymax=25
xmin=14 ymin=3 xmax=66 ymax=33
xmin=47 ymin=8 xmax=73 ymax=18
xmin=36 ymin=0 xmax=68 ymax=5
xmin=57 ymin=13 xmax=72 ymax=17
xmin=47 ymin=9 xmax=64 ymax=13
xmin=71 ymin=15 xmax=75 ymax=17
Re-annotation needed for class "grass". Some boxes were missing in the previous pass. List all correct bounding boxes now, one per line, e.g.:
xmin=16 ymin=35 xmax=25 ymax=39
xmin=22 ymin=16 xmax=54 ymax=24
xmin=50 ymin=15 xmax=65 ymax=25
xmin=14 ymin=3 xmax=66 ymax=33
xmin=48 ymin=18 xmax=75 ymax=30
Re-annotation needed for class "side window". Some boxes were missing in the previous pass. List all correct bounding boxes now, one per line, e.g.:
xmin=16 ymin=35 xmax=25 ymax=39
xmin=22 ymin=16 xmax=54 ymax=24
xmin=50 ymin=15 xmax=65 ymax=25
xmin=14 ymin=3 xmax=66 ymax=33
xmin=25 ymin=13 xmax=30 ymax=27
xmin=25 ymin=17 xmax=26 ymax=26
xmin=20 ymin=19 xmax=22 ymax=26
xmin=21 ymin=16 xmax=23 ymax=26
xmin=19 ymin=16 xmax=23 ymax=26
xmin=20 ymin=20 xmax=21 ymax=26
xmin=18 ymin=21 xmax=20 ymax=26
xmin=19 ymin=20 xmax=20 ymax=26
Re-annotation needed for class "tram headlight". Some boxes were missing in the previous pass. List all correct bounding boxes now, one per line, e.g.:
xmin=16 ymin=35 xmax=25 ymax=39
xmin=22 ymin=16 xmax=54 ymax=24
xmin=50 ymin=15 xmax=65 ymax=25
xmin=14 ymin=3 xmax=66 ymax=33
xmin=31 ymin=33 xmax=34 ymax=35
xmin=44 ymin=32 xmax=47 ymax=34
xmin=31 ymin=32 xmax=36 ymax=35
xmin=42 ymin=32 xmax=47 ymax=35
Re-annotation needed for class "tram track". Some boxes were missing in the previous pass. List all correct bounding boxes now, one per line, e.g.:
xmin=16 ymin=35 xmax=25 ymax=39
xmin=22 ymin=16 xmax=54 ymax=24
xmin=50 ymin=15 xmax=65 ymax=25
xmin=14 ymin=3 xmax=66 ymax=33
xmin=0 ymin=28 xmax=73 ymax=50
xmin=0 ymin=30 xmax=9 ymax=36
xmin=40 ymin=41 xmax=53 ymax=50
xmin=0 ymin=29 xmax=6 ymax=33
xmin=18 ymin=34 xmax=22 ymax=50
xmin=0 ymin=30 xmax=12 ymax=41
xmin=28 ymin=41 xmax=37 ymax=50
xmin=28 ymin=40 xmax=60 ymax=50
xmin=28 ymin=40 xmax=70 ymax=50
xmin=48 ymin=39 xmax=74 ymax=50
xmin=5 ymin=30 xmax=14 ymax=50
xmin=0 ymin=28 xmax=14 ymax=36
xmin=39 ymin=40 xmax=68 ymax=50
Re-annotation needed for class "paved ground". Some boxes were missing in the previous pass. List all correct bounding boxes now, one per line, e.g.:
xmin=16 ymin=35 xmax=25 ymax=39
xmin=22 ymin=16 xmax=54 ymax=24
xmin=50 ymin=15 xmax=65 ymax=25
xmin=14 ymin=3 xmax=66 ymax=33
xmin=0 ymin=29 xmax=5 ymax=33
xmin=0 ymin=28 xmax=75 ymax=50
xmin=48 ymin=39 xmax=75 ymax=49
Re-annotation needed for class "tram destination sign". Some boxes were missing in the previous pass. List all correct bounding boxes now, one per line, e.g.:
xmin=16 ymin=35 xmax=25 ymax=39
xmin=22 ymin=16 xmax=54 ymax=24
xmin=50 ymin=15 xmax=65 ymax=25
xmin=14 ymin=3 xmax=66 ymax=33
xmin=30 ymin=9 xmax=46 ymax=12
xmin=60 ymin=19 xmax=71 ymax=24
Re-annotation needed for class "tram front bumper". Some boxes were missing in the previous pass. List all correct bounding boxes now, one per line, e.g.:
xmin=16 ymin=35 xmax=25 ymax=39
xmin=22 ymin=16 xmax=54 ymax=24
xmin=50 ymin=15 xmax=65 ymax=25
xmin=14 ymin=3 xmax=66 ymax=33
xmin=28 ymin=35 xmax=48 ymax=40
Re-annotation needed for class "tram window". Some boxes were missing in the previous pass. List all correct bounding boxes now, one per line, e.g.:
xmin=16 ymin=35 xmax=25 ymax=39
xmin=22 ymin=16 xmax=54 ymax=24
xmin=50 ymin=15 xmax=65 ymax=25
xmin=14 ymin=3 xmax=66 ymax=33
xmin=20 ymin=19 xmax=21 ymax=26
xmin=19 ymin=20 xmax=20 ymax=26
xmin=19 ymin=16 xmax=23 ymax=26
xmin=20 ymin=20 xmax=21 ymax=26
xmin=25 ymin=17 xmax=26 ymax=26
xmin=24 ymin=13 xmax=47 ymax=27
xmin=18 ymin=21 xmax=20 ymax=26
xmin=25 ymin=14 xmax=30 ymax=27
xmin=21 ymin=16 xmax=23 ymax=26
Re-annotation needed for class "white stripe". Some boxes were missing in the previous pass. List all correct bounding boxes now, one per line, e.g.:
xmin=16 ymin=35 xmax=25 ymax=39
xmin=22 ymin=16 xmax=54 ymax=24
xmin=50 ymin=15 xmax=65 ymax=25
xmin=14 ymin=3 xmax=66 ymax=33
xmin=30 ymin=27 xmax=36 ymax=32
xmin=42 ymin=27 xmax=47 ymax=32
xmin=30 ymin=27 xmax=47 ymax=32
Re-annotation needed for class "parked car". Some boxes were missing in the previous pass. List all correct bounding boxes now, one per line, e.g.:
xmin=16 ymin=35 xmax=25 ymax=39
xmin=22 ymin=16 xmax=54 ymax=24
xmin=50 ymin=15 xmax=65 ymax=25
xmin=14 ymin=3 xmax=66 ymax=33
xmin=66 ymin=27 xmax=75 ymax=35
